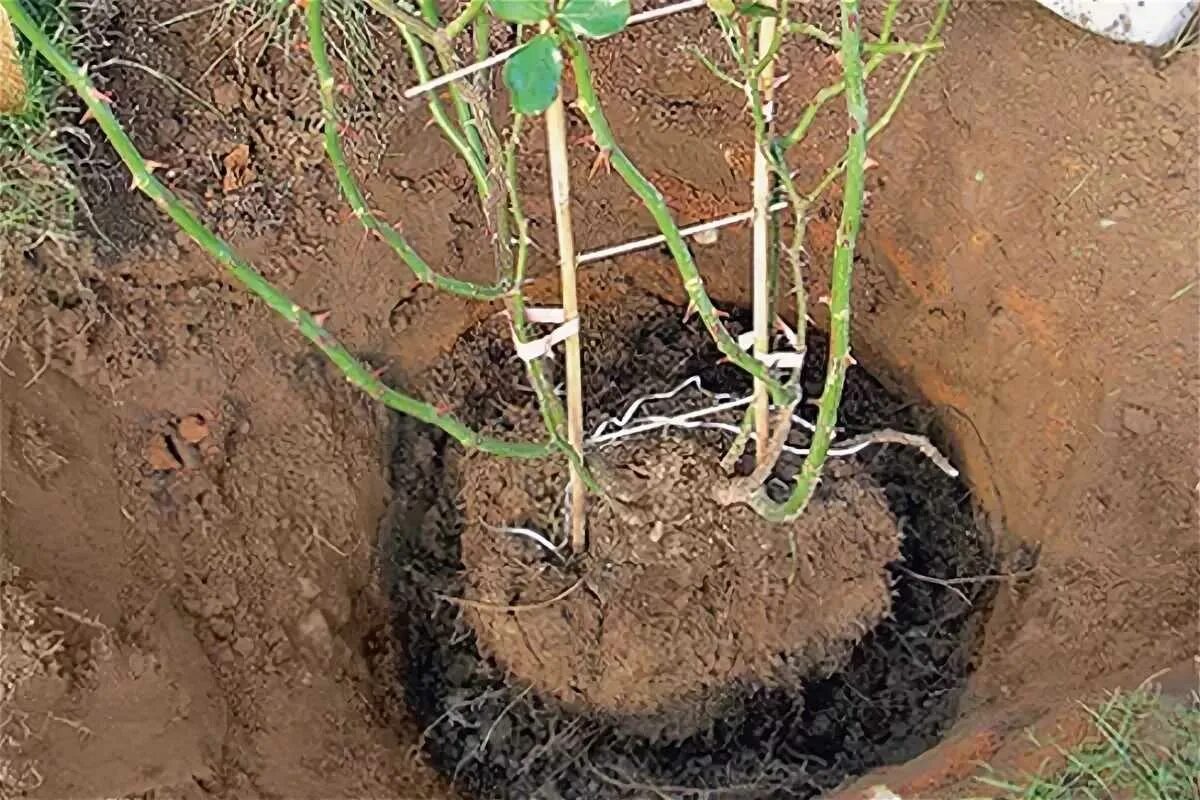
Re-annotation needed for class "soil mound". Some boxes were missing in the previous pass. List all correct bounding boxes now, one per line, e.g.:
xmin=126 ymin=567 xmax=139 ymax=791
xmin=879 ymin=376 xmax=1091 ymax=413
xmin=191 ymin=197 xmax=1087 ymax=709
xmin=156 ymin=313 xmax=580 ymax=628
xmin=457 ymin=435 xmax=901 ymax=727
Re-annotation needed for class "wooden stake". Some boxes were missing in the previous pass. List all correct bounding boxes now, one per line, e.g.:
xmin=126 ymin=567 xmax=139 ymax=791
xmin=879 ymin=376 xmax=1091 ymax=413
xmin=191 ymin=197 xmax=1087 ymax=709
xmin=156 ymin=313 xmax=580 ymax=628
xmin=542 ymin=42 xmax=587 ymax=551
xmin=751 ymin=2 xmax=779 ymax=464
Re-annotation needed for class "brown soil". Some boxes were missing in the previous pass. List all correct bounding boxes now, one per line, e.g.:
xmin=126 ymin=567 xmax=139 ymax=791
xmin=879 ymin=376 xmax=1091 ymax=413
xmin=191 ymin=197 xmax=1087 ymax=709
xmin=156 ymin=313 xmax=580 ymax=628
xmin=2 ymin=1 xmax=1197 ymax=798
xmin=459 ymin=436 xmax=899 ymax=725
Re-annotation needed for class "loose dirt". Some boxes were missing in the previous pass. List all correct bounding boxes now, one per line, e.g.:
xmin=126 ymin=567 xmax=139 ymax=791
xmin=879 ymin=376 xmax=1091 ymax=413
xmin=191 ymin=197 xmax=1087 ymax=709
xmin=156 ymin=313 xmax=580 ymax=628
xmin=2 ymin=1 xmax=1196 ymax=798
xmin=459 ymin=435 xmax=899 ymax=728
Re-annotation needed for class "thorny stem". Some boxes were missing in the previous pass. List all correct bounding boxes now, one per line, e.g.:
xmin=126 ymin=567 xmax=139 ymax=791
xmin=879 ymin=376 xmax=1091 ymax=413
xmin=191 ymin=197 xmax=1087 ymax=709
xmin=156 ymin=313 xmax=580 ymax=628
xmin=3 ymin=0 xmax=552 ymax=459
xmin=442 ymin=0 xmax=487 ymax=41
xmin=565 ymin=36 xmax=794 ymax=406
xmin=502 ymin=120 xmax=603 ymax=499
xmin=307 ymin=0 xmax=504 ymax=300
xmin=416 ymin=0 xmax=487 ymax=168
xmin=779 ymin=0 xmax=894 ymax=151
xmin=363 ymin=0 xmax=441 ymax=46
xmin=395 ymin=23 xmax=491 ymax=199
xmin=794 ymin=0 xmax=950 ymax=207
xmin=750 ymin=0 xmax=867 ymax=522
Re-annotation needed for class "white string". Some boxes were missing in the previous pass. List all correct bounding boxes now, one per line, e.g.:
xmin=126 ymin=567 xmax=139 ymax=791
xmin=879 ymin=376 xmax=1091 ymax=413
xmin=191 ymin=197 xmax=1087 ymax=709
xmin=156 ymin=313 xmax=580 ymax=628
xmin=577 ymin=201 xmax=788 ymax=265
xmin=590 ymin=375 xmax=736 ymax=439
xmin=483 ymin=522 xmax=564 ymax=560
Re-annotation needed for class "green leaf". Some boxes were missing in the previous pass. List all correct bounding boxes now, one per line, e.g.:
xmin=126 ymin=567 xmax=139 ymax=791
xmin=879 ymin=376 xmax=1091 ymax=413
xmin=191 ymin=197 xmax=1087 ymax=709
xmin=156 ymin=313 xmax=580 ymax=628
xmin=706 ymin=0 xmax=736 ymax=15
xmin=736 ymin=2 xmax=777 ymax=18
xmin=502 ymin=34 xmax=562 ymax=115
xmin=488 ymin=0 xmax=550 ymax=25
xmin=559 ymin=0 xmax=630 ymax=39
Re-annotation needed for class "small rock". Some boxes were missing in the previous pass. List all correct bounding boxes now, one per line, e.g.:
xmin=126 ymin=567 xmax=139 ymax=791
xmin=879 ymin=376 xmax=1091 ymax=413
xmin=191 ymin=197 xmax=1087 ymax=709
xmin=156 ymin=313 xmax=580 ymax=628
xmin=292 ymin=608 xmax=334 ymax=664
xmin=211 ymin=80 xmax=240 ymax=112
xmin=693 ymin=228 xmax=720 ymax=246
xmin=1122 ymin=405 xmax=1158 ymax=435
xmin=297 ymin=576 xmax=321 ymax=601
xmin=210 ymin=617 xmax=233 ymax=640
xmin=233 ymin=636 xmax=256 ymax=657
xmin=1161 ymin=128 xmax=1182 ymax=149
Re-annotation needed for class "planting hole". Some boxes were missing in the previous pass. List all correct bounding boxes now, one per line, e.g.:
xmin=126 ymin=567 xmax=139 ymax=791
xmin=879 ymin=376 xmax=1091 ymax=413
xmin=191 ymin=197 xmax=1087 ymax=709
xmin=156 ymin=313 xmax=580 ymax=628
xmin=384 ymin=292 xmax=993 ymax=798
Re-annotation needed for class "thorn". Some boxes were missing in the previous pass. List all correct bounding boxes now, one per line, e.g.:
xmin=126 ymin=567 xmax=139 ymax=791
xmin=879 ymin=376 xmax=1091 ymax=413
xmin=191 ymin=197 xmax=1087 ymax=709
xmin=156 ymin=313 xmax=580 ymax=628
xmin=817 ymin=294 xmax=831 ymax=305
xmin=336 ymin=81 xmax=354 ymax=97
xmin=771 ymin=73 xmax=791 ymax=93
xmin=313 ymin=310 xmax=332 ymax=327
xmin=128 ymin=160 xmax=167 ymax=191
xmin=864 ymin=157 xmax=880 ymax=170
xmin=846 ymin=353 xmax=857 ymax=366
xmin=79 ymin=88 xmax=113 ymax=124
xmin=589 ymin=149 xmax=612 ymax=179
xmin=573 ymin=132 xmax=611 ymax=179
xmin=683 ymin=300 xmax=729 ymax=322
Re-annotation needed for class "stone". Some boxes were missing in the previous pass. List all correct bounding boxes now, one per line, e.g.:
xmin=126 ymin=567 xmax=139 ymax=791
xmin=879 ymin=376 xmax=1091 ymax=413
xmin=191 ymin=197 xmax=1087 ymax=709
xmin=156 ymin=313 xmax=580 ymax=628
xmin=1122 ymin=405 xmax=1158 ymax=435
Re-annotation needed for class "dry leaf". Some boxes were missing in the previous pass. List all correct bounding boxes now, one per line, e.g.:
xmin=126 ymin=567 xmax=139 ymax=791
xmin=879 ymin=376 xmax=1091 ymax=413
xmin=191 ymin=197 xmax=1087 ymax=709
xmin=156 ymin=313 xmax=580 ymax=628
xmin=222 ymin=144 xmax=256 ymax=193
xmin=177 ymin=415 xmax=210 ymax=444
xmin=0 ymin=8 xmax=26 ymax=114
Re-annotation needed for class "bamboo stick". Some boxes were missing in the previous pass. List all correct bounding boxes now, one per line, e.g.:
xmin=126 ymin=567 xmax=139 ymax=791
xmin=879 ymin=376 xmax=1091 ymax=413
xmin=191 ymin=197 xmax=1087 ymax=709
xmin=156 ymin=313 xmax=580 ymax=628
xmin=751 ymin=1 xmax=779 ymax=464
xmin=542 ymin=28 xmax=587 ymax=551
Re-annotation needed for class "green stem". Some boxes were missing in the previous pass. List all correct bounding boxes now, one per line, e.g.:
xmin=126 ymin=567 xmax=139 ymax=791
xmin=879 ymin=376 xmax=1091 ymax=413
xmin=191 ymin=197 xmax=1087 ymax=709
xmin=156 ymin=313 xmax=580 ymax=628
xmin=396 ymin=25 xmax=491 ymax=199
xmin=782 ymin=0 xmax=947 ymax=151
xmin=796 ymin=0 xmax=950 ymax=207
xmin=752 ymin=0 xmax=867 ymax=522
xmin=3 ymin=0 xmax=550 ymax=459
xmin=565 ymin=37 xmax=794 ymax=406
xmin=418 ymin=0 xmax=487 ymax=164
xmin=307 ymin=1 xmax=503 ymax=300
xmin=364 ymin=0 xmax=442 ymax=45
xmin=444 ymin=0 xmax=487 ymax=40
xmin=501 ymin=120 xmax=602 ymax=495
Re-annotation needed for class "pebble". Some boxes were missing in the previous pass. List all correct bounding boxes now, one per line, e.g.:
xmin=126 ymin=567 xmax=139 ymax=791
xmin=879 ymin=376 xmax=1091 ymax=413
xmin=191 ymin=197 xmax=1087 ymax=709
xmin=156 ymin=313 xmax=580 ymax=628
xmin=1122 ymin=405 xmax=1158 ymax=435
xmin=293 ymin=607 xmax=334 ymax=664
xmin=233 ymin=636 xmax=256 ymax=657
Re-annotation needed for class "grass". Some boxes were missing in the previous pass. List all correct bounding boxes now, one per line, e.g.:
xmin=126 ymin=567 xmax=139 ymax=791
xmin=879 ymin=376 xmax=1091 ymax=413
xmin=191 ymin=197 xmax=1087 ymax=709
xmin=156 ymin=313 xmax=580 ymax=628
xmin=975 ymin=687 xmax=1200 ymax=800
xmin=1161 ymin=7 xmax=1198 ymax=63
xmin=0 ymin=0 xmax=86 ymax=250
xmin=206 ymin=0 xmax=387 ymax=89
